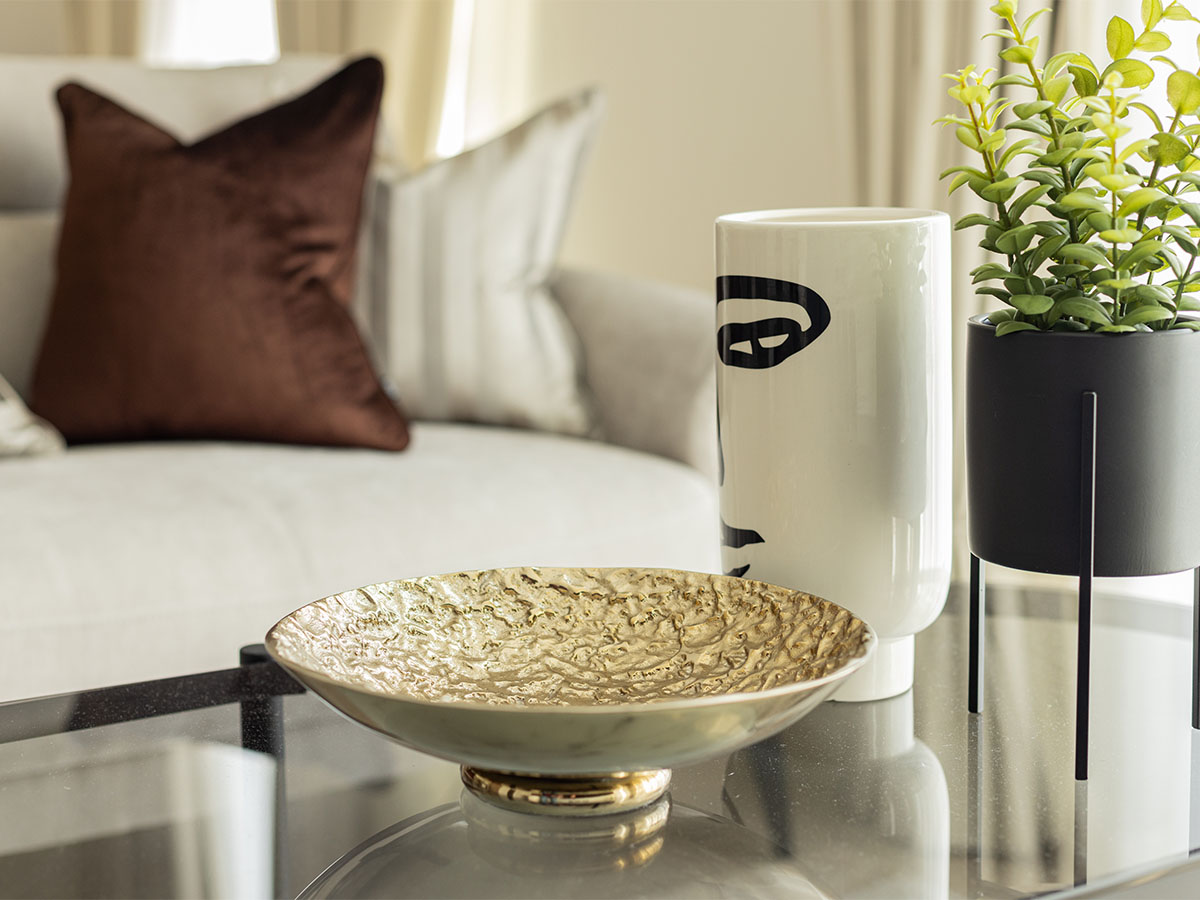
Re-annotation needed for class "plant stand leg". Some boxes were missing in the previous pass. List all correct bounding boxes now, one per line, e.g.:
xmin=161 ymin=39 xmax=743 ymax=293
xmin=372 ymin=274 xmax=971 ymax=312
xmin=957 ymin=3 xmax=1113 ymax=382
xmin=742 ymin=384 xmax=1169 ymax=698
xmin=1193 ymin=567 xmax=1200 ymax=731
xmin=969 ymin=554 xmax=985 ymax=714
xmin=1074 ymin=779 xmax=1088 ymax=886
xmin=1076 ymin=392 xmax=1098 ymax=782
xmin=967 ymin=712 xmax=983 ymax=894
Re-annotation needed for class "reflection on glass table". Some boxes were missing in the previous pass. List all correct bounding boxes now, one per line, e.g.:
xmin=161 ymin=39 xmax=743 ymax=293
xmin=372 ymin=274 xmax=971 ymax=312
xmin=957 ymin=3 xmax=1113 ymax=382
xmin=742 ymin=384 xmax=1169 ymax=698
xmin=0 ymin=585 xmax=1197 ymax=899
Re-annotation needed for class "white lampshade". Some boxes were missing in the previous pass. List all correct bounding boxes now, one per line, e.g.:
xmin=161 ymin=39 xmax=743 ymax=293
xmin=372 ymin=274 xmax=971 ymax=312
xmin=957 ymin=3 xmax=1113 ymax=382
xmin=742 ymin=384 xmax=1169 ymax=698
xmin=139 ymin=0 xmax=280 ymax=68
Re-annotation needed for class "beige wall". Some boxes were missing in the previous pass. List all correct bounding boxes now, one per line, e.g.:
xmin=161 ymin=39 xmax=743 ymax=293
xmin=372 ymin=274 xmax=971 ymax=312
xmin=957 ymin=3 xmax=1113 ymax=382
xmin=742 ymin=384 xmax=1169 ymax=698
xmin=516 ymin=0 xmax=857 ymax=293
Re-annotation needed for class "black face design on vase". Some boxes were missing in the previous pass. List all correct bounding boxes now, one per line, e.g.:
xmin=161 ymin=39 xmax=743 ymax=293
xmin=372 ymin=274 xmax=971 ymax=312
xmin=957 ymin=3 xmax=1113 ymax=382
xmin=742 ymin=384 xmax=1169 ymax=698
xmin=716 ymin=275 xmax=831 ymax=369
xmin=716 ymin=275 xmax=831 ymax=577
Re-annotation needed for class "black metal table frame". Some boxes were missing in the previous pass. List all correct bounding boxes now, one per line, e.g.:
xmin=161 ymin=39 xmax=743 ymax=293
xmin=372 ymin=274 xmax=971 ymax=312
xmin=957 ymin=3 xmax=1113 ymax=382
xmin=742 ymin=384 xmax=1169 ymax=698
xmin=0 ymin=645 xmax=306 ymax=897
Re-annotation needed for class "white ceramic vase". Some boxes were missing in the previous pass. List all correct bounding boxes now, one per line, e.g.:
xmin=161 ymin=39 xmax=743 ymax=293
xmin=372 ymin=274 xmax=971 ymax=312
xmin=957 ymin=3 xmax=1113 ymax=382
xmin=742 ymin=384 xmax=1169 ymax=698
xmin=715 ymin=208 xmax=952 ymax=701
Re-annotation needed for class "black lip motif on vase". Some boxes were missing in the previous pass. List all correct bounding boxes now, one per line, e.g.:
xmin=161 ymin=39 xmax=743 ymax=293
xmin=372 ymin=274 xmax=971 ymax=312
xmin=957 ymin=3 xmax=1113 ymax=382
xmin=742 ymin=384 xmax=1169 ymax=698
xmin=715 ymin=275 xmax=831 ymax=368
xmin=715 ymin=275 xmax=830 ymax=577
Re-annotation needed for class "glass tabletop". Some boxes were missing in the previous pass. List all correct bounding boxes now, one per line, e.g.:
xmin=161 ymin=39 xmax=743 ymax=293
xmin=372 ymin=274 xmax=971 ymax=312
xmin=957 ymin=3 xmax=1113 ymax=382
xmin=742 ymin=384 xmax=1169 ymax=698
xmin=0 ymin=584 xmax=1197 ymax=899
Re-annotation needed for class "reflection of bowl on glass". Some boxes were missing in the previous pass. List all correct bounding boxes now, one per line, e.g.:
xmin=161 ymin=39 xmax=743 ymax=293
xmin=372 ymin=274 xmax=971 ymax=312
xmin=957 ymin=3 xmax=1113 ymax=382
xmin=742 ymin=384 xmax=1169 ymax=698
xmin=267 ymin=567 xmax=874 ymax=815
xmin=298 ymin=793 xmax=831 ymax=899
xmin=723 ymin=691 xmax=949 ymax=899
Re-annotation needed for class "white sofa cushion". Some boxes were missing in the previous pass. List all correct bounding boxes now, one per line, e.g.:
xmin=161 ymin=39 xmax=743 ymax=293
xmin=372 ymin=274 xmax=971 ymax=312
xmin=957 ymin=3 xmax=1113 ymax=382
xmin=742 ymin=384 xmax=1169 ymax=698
xmin=0 ymin=422 xmax=719 ymax=701
xmin=369 ymin=90 xmax=603 ymax=436
xmin=0 ymin=209 xmax=57 ymax=398
xmin=0 ymin=372 xmax=63 ymax=457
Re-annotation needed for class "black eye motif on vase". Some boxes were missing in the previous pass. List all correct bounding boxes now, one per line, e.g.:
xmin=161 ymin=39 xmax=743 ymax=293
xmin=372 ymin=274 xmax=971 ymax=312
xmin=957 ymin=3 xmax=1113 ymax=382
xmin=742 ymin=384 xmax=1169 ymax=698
xmin=716 ymin=275 xmax=831 ymax=578
xmin=716 ymin=275 xmax=831 ymax=369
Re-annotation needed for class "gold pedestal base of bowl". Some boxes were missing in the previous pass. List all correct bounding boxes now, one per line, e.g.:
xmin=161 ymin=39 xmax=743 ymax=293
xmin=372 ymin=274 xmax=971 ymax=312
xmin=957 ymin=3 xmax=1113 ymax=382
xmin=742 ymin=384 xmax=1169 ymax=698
xmin=461 ymin=766 xmax=672 ymax=816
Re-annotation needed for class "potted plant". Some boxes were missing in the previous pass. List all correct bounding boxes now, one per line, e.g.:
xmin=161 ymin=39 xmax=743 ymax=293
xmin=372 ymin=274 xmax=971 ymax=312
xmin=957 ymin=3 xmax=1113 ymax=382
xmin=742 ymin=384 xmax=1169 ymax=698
xmin=943 ymin=0 xmax=1200 ymax=578
xmin=942 ymin=0 xmax=1200 ymax=776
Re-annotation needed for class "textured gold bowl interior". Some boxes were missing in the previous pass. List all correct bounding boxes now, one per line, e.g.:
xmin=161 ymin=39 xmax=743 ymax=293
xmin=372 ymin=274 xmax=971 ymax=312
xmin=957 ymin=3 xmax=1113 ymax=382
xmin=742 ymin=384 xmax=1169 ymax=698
xmin=267 ymin=567 xmax=872 ymax=707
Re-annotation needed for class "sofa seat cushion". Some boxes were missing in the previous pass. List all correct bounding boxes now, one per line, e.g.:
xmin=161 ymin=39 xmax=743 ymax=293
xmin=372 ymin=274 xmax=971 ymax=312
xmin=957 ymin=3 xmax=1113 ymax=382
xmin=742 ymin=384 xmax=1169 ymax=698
xmin=0 ymin=423 xmax=718 ymax=701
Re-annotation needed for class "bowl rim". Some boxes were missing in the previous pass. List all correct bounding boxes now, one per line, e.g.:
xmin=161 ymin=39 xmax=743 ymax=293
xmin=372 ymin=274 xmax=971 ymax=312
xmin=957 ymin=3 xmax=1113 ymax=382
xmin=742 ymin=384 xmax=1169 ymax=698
xmin=263 ymin=566 xmax=878 ymax=715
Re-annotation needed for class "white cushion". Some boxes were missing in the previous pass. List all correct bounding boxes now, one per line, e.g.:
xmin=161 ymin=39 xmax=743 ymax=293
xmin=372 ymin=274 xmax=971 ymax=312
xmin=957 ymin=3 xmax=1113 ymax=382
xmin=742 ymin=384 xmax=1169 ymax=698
xmin=0 ymin=209 xmax=57 ymax=399
xmin=368 ymin=90 xmax=603 ymax=436
xmin=0 ymin=54 xmax=354 ymax=208
xmin=0 ymin=423 xmax=719 ymax=700
xmin=0 ymin=372 xmax=63 ymax=457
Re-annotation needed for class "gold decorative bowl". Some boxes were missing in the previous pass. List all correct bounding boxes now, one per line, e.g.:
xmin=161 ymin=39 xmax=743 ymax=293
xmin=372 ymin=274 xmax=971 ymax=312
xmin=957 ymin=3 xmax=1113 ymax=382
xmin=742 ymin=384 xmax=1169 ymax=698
xmin=266 ymin=567 xmax=874 ymax=815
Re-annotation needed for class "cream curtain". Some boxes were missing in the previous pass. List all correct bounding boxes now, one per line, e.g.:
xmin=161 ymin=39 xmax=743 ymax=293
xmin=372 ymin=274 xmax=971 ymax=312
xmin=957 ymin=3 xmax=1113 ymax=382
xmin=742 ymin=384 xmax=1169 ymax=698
xmin=276 ymin=0 xmax=456 ymax=169
xmin=62 ymin=0 xmax=141 ymax=55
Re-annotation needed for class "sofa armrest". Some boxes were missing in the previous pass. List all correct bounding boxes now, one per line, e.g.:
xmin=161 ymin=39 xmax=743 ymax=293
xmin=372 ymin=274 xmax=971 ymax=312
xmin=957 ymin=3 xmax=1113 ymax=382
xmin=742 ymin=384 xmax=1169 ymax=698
xmin=550 ymin=267 xmax=717 ymax=479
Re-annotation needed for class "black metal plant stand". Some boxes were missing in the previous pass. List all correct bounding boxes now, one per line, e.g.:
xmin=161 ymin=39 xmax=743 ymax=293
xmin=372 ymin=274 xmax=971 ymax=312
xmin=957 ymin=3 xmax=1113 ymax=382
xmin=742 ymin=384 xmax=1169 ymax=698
xmin=968 ymin=392 xmax=1200 ymax=781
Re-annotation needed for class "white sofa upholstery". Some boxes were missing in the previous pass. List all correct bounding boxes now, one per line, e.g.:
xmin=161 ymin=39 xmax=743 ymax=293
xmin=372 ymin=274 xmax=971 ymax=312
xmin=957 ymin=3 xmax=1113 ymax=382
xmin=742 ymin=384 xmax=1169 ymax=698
xmin=0 ymin=55 xmax=719 ymax=701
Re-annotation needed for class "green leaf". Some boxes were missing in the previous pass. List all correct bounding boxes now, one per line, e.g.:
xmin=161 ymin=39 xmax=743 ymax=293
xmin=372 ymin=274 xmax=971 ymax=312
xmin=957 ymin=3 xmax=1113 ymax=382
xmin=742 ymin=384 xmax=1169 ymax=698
xmin=1039 ymin=147 xmax=1075 ymax=166
xmin=1100 ymin=277 xmax=1141 ymax=289
xmin=1014 ymin=99 xmax=1055 ymax=119
xmin=1059 ymin=243 xmax=1111 ymax=265
xmin=1135 ymin=31 xmax=1171 ymax=52
xmin=1177 ymin=201 xmax=1200 ymax=226
xmin=1052 ymin=318 xmax=1093 ymax=331
xmin=956 ymin=125 xmax=981 ymax=150
xmin=1009 ymin=184 xmax=1052 ymax=220
xmin=1097 ymin=172 xmax=1143 ymax=191
xmin=1163 ymin=2 xmax=1195 ymax=21
xmin=1008 ymin=118 xmax=1052 ymax=137
xmin=996 ymin=224 xmax=1039 ymax=254
xmin=1044 ymin=74 xmax=1073 ymax=105
xmin=1103 ymin=58 xmax=1155 ymax=88
xmin=971 ymin=263 xmax=1010 ymax=282
xmin=1171 ymin=320 xmax=1200 ymax=330
xmin=1026 ymin=234 xmax=1070 ymax=272
xmin=1059 ymin=191 xmax=1109 ymax=212
xmin=1118 ymin=238 xmax=1166 ymax=267
xmin=1120 ymin=305 xmax=1174 ymax=325
xmin=1151 ymin=131 xmax=1191 ymax=166
xmin=1100 ymin=228 xmax=1143 ymax=243
xmin=1143 ymin=0 xmax=1165 ymax=28
xmin=986 ymin=308 xmax=1016 ymax=324
xmin=1023 ymin=169 xmax=1066 ymax=189
xmin=1119 ymin=138 xmax=1155 ymax=162
xmin=954 ymin=213 xmax=999 ymax=230
xmin=979 ymin=129 xmax=1007 ymax=152
xmin=998 ymin=138 xmax=1040 ymax=171
xmin=1134 ymin=283 xmax=1174 ymax=303
xmin=996 ymin=320 xmax=1041 ymax=336
xmin=1117 ymin=188 xmax=1167 ymax=217
xmin=1049 ymin=264 xmax=1093 ymax=278
xmin=977 ymin=287 xmax=1012 ymax=301
xmin=1070 ymin=64 xmax=1101 ymax=97
xmin=980 ymin=176 xmax=1023 ymax=203
xmin=1000 ymin=45 xmax=1036 ymax=64
xmin=1058 ymin=296 xmax=1115 ymax=325
xmin=1107 ymin=16 xmax=1136 ymax=59
xmin=1098 ymin=324 xmax=1138 ymax=332
xmin=1004 ymin=275 xmax=1032 ymax=295
xmin=1168 ymin=70 xmax=1200 ymax=114
xmin=1131 ymin=101 xmax=1166 ymax=132
xmin=1009 ymin=293 xmax=1055 ymax=315
xmin=947 ymin=172 xmax=971 ymax=195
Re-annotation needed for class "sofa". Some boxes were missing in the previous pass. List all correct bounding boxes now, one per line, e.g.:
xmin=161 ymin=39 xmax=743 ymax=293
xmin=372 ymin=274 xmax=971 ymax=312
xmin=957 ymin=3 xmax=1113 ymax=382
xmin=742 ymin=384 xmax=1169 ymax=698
xmin=0 ymin=55 xmax=720 ymax=703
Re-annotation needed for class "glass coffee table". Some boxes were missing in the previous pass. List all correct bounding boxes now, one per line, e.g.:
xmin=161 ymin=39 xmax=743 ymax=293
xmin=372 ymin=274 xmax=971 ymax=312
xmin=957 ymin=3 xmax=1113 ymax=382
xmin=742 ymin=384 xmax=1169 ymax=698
xmin=1 ymin=585 xmax=1198 ymax=899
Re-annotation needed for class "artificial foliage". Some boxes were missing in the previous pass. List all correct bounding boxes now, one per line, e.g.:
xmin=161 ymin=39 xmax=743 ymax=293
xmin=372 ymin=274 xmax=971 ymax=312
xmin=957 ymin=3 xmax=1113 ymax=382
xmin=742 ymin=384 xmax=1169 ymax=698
xmin=941 ymin=0 xmax=1200 ymax=334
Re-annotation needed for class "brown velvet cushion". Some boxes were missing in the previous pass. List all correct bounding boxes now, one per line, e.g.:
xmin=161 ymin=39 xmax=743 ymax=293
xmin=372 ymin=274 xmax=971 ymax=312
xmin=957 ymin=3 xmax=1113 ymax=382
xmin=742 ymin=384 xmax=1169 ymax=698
xmin=31 ymin=57 xmax=409 ymax=451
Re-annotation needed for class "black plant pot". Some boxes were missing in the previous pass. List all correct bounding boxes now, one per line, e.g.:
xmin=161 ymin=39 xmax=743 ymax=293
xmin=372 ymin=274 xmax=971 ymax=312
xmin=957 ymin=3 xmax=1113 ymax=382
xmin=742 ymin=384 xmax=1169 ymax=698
xmin=966 ymin=314 xmax=1200 ymax=577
